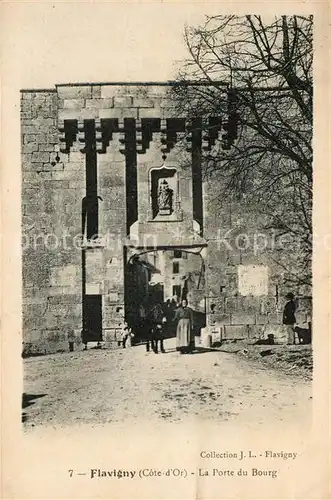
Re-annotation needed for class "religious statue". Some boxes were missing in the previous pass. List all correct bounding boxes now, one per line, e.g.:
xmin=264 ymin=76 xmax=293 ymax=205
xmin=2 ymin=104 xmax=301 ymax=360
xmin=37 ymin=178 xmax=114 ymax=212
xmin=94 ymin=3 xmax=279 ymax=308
xmin=157 ymin=179 xmax=173 ymax=215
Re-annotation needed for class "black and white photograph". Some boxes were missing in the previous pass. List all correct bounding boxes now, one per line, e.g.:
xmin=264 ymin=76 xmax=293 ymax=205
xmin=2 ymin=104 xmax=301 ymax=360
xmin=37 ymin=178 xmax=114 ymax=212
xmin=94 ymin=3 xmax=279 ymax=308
xmin=1 ymin=2 xmax=329 ymax=499
xmin=21 ymin=12 xmax=313 ymax=430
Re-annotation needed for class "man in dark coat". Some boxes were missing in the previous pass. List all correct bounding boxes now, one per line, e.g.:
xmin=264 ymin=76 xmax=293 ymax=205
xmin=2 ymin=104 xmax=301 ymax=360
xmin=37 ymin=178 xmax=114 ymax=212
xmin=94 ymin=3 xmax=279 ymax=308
xmin=282 ymin=292 xmax=297 ymax=344
xmin=146 ymin=303 xmax=166 ymax=354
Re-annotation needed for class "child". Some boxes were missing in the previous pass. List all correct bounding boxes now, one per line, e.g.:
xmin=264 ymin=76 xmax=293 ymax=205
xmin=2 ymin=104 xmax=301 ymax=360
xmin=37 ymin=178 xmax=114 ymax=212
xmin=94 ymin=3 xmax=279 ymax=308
xmin=121 ymin=322 xmax=129 ymax=348
xmin=125 ymin=327 xmax=135 ymax=348
xmin=68 ymin=328 xmax=75 ymax=352
xmin=121 ymin=322 xmax=134 ymax=348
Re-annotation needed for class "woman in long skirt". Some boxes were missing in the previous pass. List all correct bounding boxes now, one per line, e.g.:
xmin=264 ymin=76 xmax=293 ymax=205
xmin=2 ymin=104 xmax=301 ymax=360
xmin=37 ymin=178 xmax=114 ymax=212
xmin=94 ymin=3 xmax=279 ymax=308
xmin=174 ymin=299 xmax=194 ymax=354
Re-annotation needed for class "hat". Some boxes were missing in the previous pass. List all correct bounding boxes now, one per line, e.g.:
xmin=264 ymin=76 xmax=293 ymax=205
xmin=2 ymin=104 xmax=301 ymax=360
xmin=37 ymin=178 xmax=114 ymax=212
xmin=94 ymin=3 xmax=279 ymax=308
xmin=285 ymin=292 xmax=294 ymax=300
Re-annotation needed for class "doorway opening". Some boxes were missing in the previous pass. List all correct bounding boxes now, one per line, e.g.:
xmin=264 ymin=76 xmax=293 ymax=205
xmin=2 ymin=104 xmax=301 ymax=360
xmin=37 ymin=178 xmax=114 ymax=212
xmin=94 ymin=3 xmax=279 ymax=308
xmin=82 ymin=294 xmax=103 ymax=343
xmin=124 ymin=248 xmax=206 ymax=341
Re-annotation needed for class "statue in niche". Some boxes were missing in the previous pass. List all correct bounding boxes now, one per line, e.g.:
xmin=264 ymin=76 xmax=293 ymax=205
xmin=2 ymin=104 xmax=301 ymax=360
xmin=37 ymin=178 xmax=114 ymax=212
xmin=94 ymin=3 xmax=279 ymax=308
xmin=157 ymin=179 xmax=173 ymax=215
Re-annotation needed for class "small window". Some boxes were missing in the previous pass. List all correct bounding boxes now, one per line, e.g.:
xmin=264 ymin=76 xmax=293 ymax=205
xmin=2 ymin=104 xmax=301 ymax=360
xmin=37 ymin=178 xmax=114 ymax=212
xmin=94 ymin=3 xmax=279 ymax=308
xmin=172 ymin=285 xmax=181 ymax=298
xmin=173 ymin=262 xmax=179 ymax=274
xmin=174 ymin=249 xmax=182 ymax=258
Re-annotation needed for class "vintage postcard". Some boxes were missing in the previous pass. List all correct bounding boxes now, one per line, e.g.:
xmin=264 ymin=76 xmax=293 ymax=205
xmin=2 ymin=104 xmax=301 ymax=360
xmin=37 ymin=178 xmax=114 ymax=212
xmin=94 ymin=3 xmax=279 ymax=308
xmin=1 ymin=1 xmax=330 ymax=499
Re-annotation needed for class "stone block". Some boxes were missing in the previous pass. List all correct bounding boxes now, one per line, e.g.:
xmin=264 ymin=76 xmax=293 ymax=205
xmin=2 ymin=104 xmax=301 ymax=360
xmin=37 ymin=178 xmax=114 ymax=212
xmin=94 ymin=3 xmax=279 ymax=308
xmin=47 ymin=286 xmax=65 ymax=296
xmin=23 ymin=134 xmax=37 ymax=144
xmin=24 ymin=330 xmax=42 ymax=343
xmin=66 ymin=159 xmax=84 ymax=170
xmin=238 ymin=295 xmax=260 ymax=313
xmin=68 ymin=180 xmax=86 ymax=189
xmin=99 ymin=108 xmax=138 ymax=119
xmin=37 ymin=132 xmax=58 ymax=144
xmin=99 ymin=169 xmax=125 ymax=188
xmin=21 ymin=111 xmax=34 ymax=120
xmin=23 ymin=303 xmax=48 ymax=330
xmin=22 ymin=143 xmax=38 ymax=154
xmin=208 ymin=296 xmax=226 ymax=313
xmin=138 ymin=108 xmax=164 ymax=119
xmin=58 ymin=109 xmax=81 ymax=120
xmin=32 ymin=151 xmax=50 ymax=163
xmin=145 ymin=85 xmax=168 ymax=97
xmin=266 ymin=313 xmax=282 ymax=324
xmin=32 ymin=117 xmax=55 ymax=128
xmin=21 ymin=92 xmax=35 ymax=100
xmin=231 ymin=313 xmax=256 ymax=325
xmin=48 ymin=294 xmax=81 ymax=305
xmin=101 ymin=85 xmax=123 ymax=98
xmin=159 ymin=100 xmax=176 ymax=108
xmin=44 ymin=179 xmax=71 ymax=189
xmin=40 ymin=106 xmax=54 ymax=119
xmin=57 ymin=85 xmax=92 ymax=99
xmin=21 ymin=99 xmax=31 ymax=110
xmin=247 ymin=325 xmax=263 ymax=339
xmin=208 ymin=314 xmax=230 ymax=326
xmin=22 ymin=172 xmax=40 ymax=184
xmin=43 ymin=163 xmax=64 ymax=171
xmin=256 ymin=314 xmax=268 ymax=325
xmin=85 ymin=98 xmax=114 ymax=109
xmin=92 ymin=86 xmax=101 ymax=98
xmin=223 ymin=325 xmax=249 ymax=340
xmin=50 ymin=264 xmax=79 ymax=287
xmin=51 ymin=169 xmax=81 ymax=181
xmin=67 ymin=151 xmax=83 ymax=162
xmin=103 ymin=329 xmax=121 ymax=342
xmin=22 ymin=125 xmax=38 ymax=134
xmin=38 ymin=144 xmax=56 ymax=152
xmin=113 ymin=96 xmax=132 ymax=108
xmin=224 ymin=297 xmax=238 ymax=313
xmin=132 ymin=98 xmax=154 ymax=108
xmin=260 ymin=296 xmax=277 ymax=314
xmin=41 ymin=329 xmax=65 ymax=342
xmin=63 ymin=99 xmax=85 ymax=109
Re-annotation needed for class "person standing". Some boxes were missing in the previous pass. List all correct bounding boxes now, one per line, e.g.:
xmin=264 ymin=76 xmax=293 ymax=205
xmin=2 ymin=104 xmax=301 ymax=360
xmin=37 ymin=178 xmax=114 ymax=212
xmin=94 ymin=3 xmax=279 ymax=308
xmin=174 ymin=299 xmax=194 ymax=354
xmin=121 ymin=322 xmax=130 ymax=348
xmin=282 ymin=292 xmax=297 ymax=344
xmin=68 ymin=328 xmax=75 ymax=352
xmin=147 ymin=303 xmax=166 ymax=354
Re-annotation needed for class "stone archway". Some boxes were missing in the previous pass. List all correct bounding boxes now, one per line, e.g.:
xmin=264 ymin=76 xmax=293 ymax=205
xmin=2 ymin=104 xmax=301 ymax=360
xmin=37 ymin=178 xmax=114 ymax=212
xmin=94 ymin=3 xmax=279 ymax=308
xmin=124 ymin=247 xmax=207 ymax=340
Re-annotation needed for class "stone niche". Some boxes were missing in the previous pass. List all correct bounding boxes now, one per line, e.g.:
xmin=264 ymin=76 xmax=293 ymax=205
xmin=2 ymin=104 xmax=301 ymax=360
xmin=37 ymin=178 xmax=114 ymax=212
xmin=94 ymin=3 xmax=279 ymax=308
xmin=149 ymin=165 xmax=182 ymax=221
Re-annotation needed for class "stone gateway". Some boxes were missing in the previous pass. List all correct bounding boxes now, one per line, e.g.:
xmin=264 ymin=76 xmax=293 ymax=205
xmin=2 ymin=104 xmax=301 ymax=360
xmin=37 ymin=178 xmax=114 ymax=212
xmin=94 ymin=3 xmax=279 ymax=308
xmin=21 ymin=82 xmax=311 ymax=353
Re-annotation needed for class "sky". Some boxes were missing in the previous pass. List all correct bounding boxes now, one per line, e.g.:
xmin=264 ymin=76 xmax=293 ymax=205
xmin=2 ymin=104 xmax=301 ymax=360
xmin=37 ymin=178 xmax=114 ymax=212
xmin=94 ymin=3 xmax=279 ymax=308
xmin=1 ymin=2 xmax=317 ymax=90
xmin=1 ymin=2 xmax=226 ymax=89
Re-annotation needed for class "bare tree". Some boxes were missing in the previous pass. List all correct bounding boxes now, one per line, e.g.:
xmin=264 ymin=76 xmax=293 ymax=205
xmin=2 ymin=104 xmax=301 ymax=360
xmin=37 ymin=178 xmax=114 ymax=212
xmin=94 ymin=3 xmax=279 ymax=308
xmin=172 ymin=15 xmax=313 ymax=288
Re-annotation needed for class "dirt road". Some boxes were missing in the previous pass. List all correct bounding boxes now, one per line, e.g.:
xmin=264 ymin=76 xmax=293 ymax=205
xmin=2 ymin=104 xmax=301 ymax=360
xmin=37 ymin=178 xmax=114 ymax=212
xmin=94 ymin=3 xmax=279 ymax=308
xmin=23 ymin=338 xmax=312 ymax=429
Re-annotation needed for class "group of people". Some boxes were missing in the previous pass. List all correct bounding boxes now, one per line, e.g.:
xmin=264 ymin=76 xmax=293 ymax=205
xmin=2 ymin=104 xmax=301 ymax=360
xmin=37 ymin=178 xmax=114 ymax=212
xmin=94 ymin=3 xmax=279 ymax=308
xmin=119 ymin=291 xmax=303 ymax=352
xmin=120 ymin=297 xmax=195 ymax=355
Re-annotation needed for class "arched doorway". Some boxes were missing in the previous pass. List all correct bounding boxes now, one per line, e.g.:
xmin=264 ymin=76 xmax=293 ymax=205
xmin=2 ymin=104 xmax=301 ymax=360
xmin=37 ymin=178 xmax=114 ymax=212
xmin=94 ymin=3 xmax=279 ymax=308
xmin=124 ymin=248 xmax=206 ymax=341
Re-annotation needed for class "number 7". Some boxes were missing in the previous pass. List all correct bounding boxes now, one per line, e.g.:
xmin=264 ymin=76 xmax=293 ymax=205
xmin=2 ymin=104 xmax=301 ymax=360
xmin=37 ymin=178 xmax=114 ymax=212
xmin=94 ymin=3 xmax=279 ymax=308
xmin=68 ymin=470 xmax=73 ymax=477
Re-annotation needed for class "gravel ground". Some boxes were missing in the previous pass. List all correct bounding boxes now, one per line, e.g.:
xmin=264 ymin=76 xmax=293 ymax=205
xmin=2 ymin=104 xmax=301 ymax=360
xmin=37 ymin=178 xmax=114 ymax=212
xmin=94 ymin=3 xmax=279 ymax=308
xmin=218 ymin=341 xmax=313 ymax=381
xmin=23 ymin=337 xmax=312 ymax=430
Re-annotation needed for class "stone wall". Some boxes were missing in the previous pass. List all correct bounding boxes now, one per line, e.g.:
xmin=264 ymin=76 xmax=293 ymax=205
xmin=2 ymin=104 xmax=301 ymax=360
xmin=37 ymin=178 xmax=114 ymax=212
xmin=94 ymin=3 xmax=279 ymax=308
xmin=21 ymin=83 xmax=198 ymax=353
xmin=21 ymin=83 xmax=312 ymax=353
xmin=203 ymin=181 xmax=312 ymax=341
xmin=22 ymin=90 xmax=84 ymax=353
